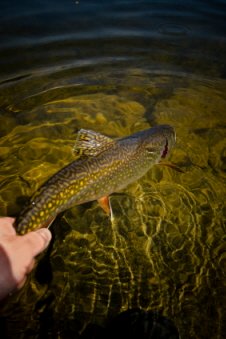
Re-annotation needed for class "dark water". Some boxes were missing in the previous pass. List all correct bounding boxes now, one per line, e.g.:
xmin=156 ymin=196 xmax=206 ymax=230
xmin=0 ymin=0 xmax=226 ymax=338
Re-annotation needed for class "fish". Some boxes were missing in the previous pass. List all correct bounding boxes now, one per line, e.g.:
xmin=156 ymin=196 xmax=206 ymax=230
xmin=15 ymin=125 xmax=176 ymax=234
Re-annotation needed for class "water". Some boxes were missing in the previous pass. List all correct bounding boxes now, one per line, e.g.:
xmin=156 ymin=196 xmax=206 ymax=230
xmin=0 ymin=0 xmax=226 ymax=338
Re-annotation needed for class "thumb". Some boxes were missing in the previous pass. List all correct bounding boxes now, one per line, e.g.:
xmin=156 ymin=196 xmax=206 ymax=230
xmin=22 ymin=228 xmax=52 ymax=257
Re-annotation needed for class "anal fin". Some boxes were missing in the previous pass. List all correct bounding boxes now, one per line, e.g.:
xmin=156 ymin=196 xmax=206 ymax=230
xmin=41 ymin=216 xmax=56 ymax=229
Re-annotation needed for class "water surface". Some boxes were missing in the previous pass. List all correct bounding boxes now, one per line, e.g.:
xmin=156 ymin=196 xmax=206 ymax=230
xmin=0 ymin=1 xmax=226 ymax=338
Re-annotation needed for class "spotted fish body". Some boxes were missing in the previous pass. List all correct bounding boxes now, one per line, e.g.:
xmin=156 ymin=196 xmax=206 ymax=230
xmin=16 ymin=125 xmax=176 ymax=234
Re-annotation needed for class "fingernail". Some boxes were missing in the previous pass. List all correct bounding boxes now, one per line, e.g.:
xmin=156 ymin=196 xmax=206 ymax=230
xmin=36 ymin=228 xmax=52 ymax=244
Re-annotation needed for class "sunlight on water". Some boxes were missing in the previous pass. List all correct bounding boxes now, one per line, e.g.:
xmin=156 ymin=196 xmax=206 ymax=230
xmin=0 ymin=69 xmax=225 ymax=338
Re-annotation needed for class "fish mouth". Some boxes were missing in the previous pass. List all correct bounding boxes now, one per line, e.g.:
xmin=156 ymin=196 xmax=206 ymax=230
xmin=161 ymin=138 xmax=168 ymax=158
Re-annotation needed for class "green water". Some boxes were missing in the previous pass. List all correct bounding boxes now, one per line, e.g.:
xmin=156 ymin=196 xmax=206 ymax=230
xmin=0 ymin=71 xmax=225 ymax=338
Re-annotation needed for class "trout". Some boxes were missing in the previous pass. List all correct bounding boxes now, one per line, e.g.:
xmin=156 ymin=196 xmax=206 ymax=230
xmin=15 ymin=125 xmax=176 ymax=234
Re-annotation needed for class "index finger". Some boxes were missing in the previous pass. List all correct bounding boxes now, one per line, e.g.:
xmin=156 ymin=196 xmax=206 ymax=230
xmin=22 ymin=229 xmax=52 ymax=257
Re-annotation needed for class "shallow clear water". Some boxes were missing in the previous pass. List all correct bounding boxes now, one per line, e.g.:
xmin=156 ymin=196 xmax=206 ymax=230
xmin=0 ymin=1 xmax=226 ymax=338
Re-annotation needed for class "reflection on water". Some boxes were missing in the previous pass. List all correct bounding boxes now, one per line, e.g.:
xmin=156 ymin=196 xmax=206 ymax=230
xmin=0 ymin=0 xmax=226 ymax=338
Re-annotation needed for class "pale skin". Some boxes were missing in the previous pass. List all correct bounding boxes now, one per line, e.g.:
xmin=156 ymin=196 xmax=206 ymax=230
xmin=0 ymin=217 xmax=52 ymax=301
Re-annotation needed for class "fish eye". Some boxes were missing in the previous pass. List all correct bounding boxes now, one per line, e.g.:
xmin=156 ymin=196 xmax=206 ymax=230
xmin=145 ymin=147 xmax=156 ymax=154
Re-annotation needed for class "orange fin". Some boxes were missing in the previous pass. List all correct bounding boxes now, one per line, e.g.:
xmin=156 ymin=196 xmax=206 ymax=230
xmin=98 ymin=196 xmax=111 ymax=215
xmin=98 ymin=196 xmax=114 ymax=221
xmin=158 ymin=162 xmax=184 ymax=173
xmin=41 ymin=216 xmax=56 ymax=229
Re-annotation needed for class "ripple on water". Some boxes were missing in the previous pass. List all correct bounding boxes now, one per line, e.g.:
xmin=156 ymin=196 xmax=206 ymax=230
xmin=156 ymin=22 xmax=191 ymax=37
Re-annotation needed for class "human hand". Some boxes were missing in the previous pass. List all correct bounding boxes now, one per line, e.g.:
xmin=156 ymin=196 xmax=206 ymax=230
xmin=0 ymin=217 xmax=52 ymax=301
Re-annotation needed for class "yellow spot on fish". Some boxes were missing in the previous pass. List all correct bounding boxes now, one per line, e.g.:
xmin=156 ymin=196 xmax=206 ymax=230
xmin=48 ymin=202 xmax=53 ymax=209
xmin=40 ymin=211 xmax=44 ymax=217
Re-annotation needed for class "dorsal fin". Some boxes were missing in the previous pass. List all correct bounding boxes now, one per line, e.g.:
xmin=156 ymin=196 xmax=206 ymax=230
xmin=73 ymin=129 xmax=115 ymax=157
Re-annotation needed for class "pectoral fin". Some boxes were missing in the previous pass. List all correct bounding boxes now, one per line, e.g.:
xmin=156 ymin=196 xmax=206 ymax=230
xmin=98 ymin=196 xmax=114 ymax=221
xmin=158 ymin=162 xmax=184 ymax=173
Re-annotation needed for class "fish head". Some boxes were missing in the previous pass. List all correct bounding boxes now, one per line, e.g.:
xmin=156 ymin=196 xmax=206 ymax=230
xmin=137 ymin=124 xmax=176 ymax=162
